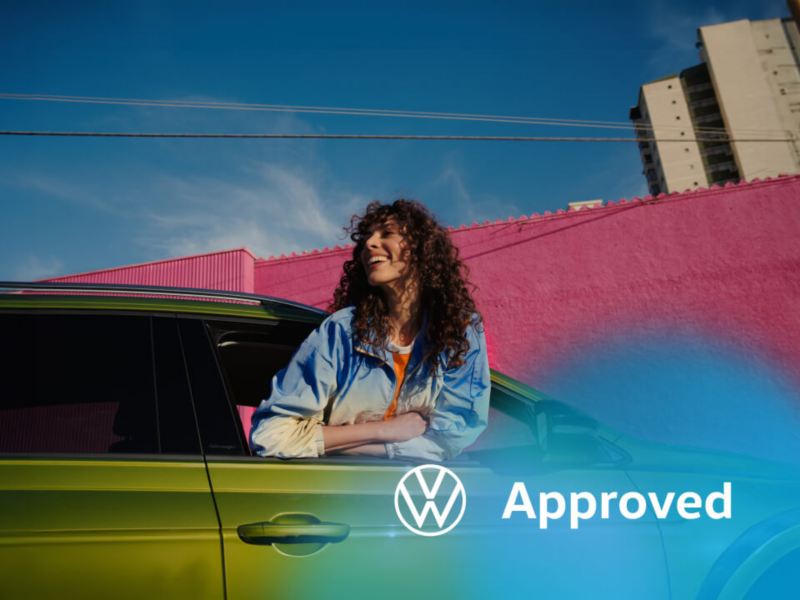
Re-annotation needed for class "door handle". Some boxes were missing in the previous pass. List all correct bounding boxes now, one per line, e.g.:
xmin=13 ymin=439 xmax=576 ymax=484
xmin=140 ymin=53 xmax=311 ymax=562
xmin=237 ymin=513 xmax=350 ymax=545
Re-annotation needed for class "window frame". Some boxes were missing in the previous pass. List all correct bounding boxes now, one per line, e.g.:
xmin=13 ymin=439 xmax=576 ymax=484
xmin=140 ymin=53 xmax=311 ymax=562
xmin=176 ymin=315 xmax=250 ymax=457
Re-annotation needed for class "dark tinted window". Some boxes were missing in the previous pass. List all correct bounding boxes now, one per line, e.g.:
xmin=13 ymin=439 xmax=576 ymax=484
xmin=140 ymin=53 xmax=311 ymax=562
xmin=207 ymin=319 xmax=312 ymax=406
xmin=0 ymin=313 xmax=199 ymax=455
xmin=178 ymin=318 xmax=245 ymax=455
xmin=153 ymin=317 xmax=202 ymax=454
xmin=205 ymin=318 xmax=315 ymax=444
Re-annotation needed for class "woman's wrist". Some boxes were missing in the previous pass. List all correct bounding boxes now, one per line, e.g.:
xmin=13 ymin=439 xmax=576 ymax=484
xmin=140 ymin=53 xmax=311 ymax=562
xmin=370 ymin=420 xmax=390 ymax=442
xmin=322 ymin=420 xmax=386 ymax=451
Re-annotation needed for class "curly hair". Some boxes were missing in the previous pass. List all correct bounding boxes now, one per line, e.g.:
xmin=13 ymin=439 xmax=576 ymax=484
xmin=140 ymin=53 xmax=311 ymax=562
xmin=330 ymin=199 xmax=480 ymax=370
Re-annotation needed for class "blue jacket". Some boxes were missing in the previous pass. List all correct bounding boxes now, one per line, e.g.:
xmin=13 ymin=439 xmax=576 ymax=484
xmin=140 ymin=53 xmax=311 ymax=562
xmin=250 ymin=307 xmax=490 ymax=461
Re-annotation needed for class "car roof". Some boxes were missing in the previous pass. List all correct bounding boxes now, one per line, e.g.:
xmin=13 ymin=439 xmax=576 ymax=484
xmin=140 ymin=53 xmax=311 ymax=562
xmin=0 ymin=281 xmax=327 ymax=324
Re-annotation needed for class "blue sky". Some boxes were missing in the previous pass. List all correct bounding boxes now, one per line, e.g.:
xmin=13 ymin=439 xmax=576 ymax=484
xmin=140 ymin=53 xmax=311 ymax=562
xmin=0 ymin=0 xmax=785 ymax=280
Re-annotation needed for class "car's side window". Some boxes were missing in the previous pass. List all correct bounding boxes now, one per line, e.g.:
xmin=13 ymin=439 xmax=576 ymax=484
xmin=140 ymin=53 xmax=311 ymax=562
xmin=0 ymin=313 xmax=200 ymax=455
xmin=177 ymin=318 xmax=251 ymax=455
xmin=466 ymin=395 xmax=538 ymax=452
xmin=462 ymin=392 xmax=626 ymax=470
xmin=152 ymin=316 xmax=203 ymax=454
xmin=455 ymin=386 xmax=543 ymax=468
xmin=197 ymin=317 xmax=315 ymax=454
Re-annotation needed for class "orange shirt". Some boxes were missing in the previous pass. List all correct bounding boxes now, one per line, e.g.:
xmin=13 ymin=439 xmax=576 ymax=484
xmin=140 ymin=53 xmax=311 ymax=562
xmin=383 ymin=350 xmax=412 ymax=420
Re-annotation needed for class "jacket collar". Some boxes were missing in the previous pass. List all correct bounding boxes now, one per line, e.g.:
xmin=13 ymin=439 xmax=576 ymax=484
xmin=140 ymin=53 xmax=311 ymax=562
xmin=354 ymin=338 xmax=392 ymax=366
xmin=354 ymin=310 xmax=430 ymax=373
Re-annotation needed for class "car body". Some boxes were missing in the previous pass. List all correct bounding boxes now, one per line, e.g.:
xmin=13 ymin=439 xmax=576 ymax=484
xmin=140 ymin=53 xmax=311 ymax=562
xmin=1 ymin=282 xmax=798 ymax=599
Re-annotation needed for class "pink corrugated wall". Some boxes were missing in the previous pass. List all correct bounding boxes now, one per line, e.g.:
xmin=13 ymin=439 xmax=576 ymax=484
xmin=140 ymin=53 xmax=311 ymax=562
xmin=49 ymin=248 xmax=256 ymax=292
xmin=254 ymin=248 xmax=350 ymax=308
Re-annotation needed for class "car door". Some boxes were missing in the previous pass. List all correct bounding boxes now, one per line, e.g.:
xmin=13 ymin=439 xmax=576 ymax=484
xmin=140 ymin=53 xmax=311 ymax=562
xmin=0 ymin=311 xmax=223 ymax=599
xmin=189 ymin=315 xmax=669 ymax=600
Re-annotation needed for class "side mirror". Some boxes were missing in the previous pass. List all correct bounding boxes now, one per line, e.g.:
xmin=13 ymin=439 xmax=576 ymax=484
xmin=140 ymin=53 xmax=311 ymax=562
xmin=550 ymin=413 xmax=598 ymax=435
xmin=535 ymin=402 xmax=605 ymax=465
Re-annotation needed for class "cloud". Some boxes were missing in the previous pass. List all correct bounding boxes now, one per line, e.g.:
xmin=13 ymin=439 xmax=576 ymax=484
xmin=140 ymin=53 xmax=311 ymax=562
xmin=431 ymin=159 xmax=522 ymax=225
xmin=6 ymin=173 xmax=123 ymax=215
xmin=1 ymin=104 xmax=372 ymax=274
xmin=87 ymin=99 xmax=365 ymax=259
xmin=13 ymin=255 xmax=64 ymax=280
xmin=435 ymin=163 xmax=472 ymax=205
xmin=141 ymin=162 xmax=366 ymax=259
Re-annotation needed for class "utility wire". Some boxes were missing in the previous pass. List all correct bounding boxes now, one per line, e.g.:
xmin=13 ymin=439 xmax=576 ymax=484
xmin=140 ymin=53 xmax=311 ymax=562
xmin=0 ymin=92 xmax=792 ymax=139
xmin=0 ymin=131 xmax=792 ymax=142
xmin=0 ymin=93 xmax=668 ymax=129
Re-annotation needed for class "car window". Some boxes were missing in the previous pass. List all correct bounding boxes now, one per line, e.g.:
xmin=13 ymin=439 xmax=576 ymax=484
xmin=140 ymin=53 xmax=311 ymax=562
xmin=177 ymin=318 xmax=252 ymax=455
xmin=203 ymin=318 xmax=316 ymax=450
xmin=467 ymin=400 xmax=537 ymax=452
xmin=0 ymin=313 xmax=200 ymax=455
xmin=454 ymin=385 xmax=543 ymax=468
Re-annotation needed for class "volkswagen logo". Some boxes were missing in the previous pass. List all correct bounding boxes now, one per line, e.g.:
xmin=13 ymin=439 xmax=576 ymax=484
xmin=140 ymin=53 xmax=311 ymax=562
xmin=394 ymin=464 xmax=467 ymax=537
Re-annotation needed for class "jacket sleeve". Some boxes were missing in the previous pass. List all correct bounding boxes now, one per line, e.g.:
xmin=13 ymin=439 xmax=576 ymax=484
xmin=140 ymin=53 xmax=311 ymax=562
xmin=249 ymin=315 xmax=343 ymax=458
xmin=386 ymin=321 xmax=490 ymax=461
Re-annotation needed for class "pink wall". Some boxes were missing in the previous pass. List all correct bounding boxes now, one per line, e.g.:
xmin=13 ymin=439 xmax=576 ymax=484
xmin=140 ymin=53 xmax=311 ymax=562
xmin=254 ymin=176 xmax=800 ymax=389
xmin=254 ymin=247 xmax=350 ymax=307
xmin=48 ymin=175 xmax=800 ymax=391
xmin=50 ymin=248 xmax=256 ymax=292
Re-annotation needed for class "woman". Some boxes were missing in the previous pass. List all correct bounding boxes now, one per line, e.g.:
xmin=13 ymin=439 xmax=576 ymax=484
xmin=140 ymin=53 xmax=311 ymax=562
xmin=250 ymin=199 xmax=490 ymax=461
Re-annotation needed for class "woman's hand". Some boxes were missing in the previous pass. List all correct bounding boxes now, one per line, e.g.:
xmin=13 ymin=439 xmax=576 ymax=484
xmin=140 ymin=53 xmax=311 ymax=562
xmin=378 ymin=411 xmax=428 ymax=442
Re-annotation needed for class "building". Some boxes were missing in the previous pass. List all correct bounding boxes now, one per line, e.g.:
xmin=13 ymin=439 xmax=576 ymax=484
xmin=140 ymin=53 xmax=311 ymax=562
xmin=567 ymin=199 xmax=604 ymax=211
xmin=630 ymin=17 xmax=800 ymax=195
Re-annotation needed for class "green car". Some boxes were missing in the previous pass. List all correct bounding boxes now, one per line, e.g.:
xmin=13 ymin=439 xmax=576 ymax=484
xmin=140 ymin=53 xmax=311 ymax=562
xmin=1 ymin=282 xmax=798 ymax=600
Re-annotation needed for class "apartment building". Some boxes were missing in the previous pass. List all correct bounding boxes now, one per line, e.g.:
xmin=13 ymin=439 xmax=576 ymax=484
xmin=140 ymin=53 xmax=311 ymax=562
xmin=630 ymin=17 xmax=800 ymax=195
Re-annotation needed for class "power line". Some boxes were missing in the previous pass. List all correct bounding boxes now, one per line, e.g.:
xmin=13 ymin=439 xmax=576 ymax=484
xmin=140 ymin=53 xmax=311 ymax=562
xmin=0 ymin=92 xmax=792 ymax=139
xmin=0 ymin=130 xmax=792 ymax=142
xmin=0 ymin=93 xmax=661 ymax=129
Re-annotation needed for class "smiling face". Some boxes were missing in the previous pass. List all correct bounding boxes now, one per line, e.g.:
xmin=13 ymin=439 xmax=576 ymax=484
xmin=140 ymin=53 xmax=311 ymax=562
xmin=360 ymin=218 xmax=415 ymax=292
